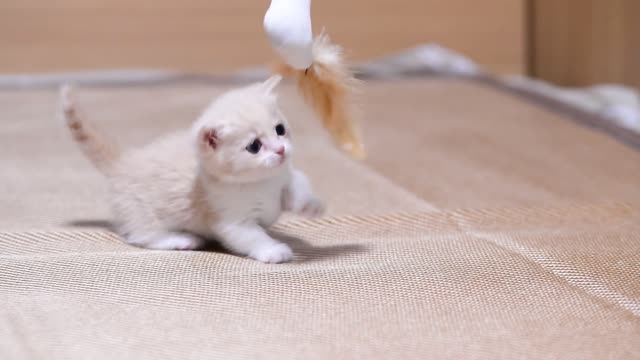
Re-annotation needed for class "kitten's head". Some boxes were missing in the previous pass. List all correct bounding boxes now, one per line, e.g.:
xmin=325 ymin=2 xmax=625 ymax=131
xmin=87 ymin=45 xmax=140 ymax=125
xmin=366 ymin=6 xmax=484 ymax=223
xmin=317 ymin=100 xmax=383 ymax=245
xmin=193 ymin=75 xmax=293 ymax=183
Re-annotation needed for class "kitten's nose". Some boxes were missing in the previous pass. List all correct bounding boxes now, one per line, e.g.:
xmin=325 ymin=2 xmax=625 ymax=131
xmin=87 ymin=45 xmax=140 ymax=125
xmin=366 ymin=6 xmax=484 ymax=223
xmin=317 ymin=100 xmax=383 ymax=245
xmin=276 ymin=146 xmax=285 ymax=156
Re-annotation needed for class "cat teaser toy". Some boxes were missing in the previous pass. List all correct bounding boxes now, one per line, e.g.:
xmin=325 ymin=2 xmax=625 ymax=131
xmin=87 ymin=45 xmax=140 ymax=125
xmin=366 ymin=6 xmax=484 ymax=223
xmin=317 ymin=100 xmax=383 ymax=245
xmin=264 ymin=0 xmax=365 ymax=159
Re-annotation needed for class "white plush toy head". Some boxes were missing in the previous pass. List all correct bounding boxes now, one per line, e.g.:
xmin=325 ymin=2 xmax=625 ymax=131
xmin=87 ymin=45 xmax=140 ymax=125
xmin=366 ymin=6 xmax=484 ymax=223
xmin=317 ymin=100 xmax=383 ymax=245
xmin=264 ymin=0 xmax=313 ymax=69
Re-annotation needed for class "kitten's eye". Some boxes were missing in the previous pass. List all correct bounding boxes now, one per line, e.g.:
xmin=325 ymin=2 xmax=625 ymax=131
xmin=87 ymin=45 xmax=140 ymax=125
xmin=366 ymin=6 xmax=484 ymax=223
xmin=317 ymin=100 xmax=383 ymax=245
xmin=245 ymin=139 xmax=262 ymax=154
xmin=275 ymin=124 xmax=286 ymax=136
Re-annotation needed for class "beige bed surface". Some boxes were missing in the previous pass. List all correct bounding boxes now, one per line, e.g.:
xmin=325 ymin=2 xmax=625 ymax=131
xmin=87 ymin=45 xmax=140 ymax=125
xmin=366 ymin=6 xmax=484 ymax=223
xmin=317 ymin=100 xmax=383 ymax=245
xmin=1 ymin=77 xmax=639 ymax=359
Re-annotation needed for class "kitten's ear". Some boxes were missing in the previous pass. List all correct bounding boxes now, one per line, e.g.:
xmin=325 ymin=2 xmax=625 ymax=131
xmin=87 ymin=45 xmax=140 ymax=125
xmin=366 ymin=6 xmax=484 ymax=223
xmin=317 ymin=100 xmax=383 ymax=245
xmin=199 ymin=127 xmax=219 ymax=150
xmin=262 ymin=75 xmax=282 ymax=94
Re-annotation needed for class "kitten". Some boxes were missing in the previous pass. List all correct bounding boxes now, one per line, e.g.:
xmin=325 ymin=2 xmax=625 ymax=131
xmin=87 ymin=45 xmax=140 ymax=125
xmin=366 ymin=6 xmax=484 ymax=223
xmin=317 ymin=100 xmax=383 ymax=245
xmin=59 ymin=75 xmax=324 ymax=263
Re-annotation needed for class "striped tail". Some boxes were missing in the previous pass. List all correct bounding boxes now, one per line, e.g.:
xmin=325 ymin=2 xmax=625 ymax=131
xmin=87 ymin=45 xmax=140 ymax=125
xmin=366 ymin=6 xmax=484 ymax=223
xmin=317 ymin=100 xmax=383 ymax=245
xmin=59 ymin=85 xmax=120 ymax=175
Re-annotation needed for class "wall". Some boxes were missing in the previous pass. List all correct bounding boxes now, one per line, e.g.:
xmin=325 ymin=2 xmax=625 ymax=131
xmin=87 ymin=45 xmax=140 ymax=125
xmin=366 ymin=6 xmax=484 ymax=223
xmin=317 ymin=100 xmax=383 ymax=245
xmin=532 ymin=0 xmax=640 ymax=87
xmin=0 ymin=0 xmax=526 ymax=74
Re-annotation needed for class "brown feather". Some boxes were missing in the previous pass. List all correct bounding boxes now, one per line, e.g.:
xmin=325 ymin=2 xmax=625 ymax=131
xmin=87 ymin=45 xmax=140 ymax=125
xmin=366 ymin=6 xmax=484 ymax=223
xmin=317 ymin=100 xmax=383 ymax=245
xmin=273 ymin=34 xmax=365 ymax=160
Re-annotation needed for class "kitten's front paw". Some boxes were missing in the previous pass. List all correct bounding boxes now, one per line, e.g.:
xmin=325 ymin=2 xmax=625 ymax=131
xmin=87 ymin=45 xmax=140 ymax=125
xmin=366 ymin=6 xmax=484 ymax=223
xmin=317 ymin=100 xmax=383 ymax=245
xmin=299 ymin=197 xmax=326 ymax=218
xmin=138 ymin=233 xmax=205 ymax=251
xmin=249 ymin=243 xmax=293 ymax=264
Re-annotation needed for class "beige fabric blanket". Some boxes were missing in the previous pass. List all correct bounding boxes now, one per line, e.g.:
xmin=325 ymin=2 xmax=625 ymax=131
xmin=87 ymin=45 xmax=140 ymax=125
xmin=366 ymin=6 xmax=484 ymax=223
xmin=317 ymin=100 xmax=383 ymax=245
xmin=1 ymin=78 xmax=639 ymax=359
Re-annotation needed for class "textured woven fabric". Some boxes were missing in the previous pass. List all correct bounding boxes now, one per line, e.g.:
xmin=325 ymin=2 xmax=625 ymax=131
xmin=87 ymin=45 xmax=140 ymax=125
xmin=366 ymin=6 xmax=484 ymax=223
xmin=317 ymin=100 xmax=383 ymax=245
xmin=2 ymin=204 xmax=639 ymax=359
xmin=361 ymin=79 xmax=640 ymax=208
xmin=1 ymin=78 xmax=640 ymax=359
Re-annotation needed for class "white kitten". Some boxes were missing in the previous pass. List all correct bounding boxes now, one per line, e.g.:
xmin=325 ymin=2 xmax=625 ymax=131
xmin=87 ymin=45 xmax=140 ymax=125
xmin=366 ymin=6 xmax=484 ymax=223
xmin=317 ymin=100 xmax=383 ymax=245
xmin=60 ymin=76 xmax=324 ymax=263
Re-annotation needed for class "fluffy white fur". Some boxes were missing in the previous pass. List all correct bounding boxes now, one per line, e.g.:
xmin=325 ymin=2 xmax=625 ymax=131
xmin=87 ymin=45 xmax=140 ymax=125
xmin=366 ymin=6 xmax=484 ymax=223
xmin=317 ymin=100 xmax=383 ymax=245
xmin=60 ymin=76 xmax=324 ymax=263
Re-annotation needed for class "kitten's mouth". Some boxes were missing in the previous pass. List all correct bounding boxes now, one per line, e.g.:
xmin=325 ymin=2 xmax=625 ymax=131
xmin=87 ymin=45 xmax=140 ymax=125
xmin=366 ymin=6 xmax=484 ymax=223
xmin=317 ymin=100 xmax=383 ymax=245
xmin=275 ymin=153 xmax=288 ymax=165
